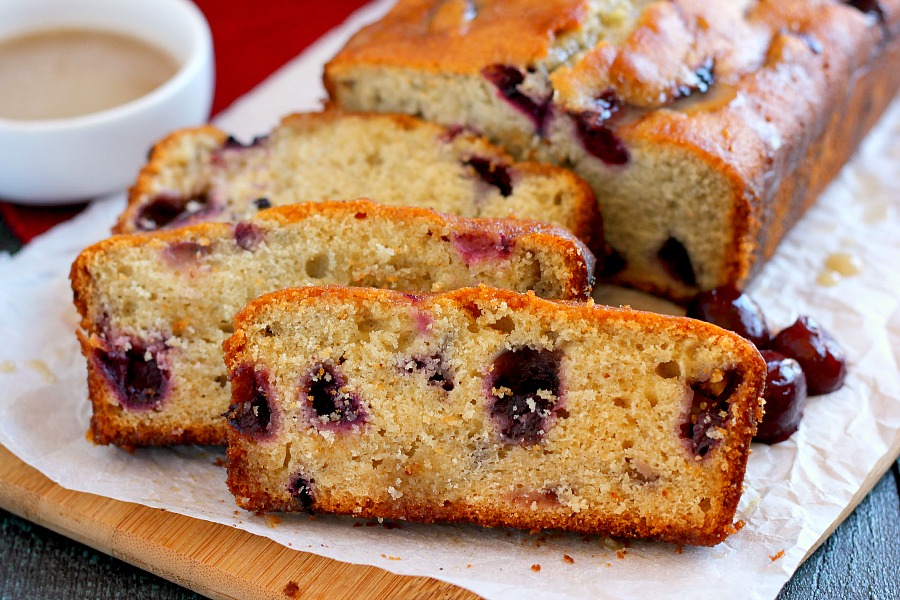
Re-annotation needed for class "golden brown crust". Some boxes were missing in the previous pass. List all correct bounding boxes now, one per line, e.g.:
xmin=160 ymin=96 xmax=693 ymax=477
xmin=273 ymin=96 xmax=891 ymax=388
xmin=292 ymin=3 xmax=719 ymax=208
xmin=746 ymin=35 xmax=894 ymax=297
xmin=324 ymin=0 xmax=590 ymax=76
xmin=224 ymin=285 xmax=765 ymax=546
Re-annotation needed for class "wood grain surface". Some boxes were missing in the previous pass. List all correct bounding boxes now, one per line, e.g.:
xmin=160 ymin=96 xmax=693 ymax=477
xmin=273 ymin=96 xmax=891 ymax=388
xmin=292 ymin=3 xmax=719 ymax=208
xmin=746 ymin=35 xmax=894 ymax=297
xmin=0 ymin=444 xmax=477 ymax=600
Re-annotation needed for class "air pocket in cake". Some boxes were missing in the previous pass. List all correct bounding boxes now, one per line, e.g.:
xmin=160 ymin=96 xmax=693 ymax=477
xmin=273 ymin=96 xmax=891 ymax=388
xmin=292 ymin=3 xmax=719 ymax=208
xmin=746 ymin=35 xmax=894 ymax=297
xmin=658 ymin=237 xmax=697 ymax=287
xmin=485 ymin=346 xmax=564 ymax=445
xmin=680 ymin=369 xmax=742 ymax=458
xmin=93 ymin=337 xmax=171 ymax=411
xmin=224 ymin=364 xmax=280 ymax=440
xmin=300 ymin=362 xmax=368 ymax=432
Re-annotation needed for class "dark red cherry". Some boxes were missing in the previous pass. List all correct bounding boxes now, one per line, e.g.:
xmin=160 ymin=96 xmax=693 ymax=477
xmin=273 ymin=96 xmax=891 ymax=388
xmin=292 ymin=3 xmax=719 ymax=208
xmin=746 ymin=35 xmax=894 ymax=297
xmin=680 ymin=370 xmax=741 ymax=457
xmin=481 ymin=64 xmax=551 ymax=132
xmin=770 ymin=316 xmax=846 ymax=395
xmin=224 ymin=364 xmax=278 ymax=440
xmin=301 ymin=362 xmax=367 ymax=431
xmin=687 ymin=285 xmax=770 ymax=348
xmin=485 ymin=347 xmax=563 ymax=445
xmin=465 ymin=157 xmax=513 ymax=196
xmin=287 ymin=474 xmax=315 ymax=512
xmin=754 ymin=351 xmax=807 ymax=444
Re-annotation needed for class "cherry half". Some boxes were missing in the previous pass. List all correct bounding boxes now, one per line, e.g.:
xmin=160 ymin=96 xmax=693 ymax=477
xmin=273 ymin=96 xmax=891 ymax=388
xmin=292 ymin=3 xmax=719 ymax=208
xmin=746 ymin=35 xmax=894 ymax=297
xmin=754 ymin=351 xmax=808 ymax=444
xmin=686 ymin=285 xmax=770 ymax=348
xmin=770 ymin=316 xmax=847 ymax=395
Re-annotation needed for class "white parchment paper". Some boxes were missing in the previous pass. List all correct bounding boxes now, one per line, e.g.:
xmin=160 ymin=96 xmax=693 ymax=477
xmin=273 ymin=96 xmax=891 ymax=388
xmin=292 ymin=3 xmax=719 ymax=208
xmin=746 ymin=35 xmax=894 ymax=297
xmin=1 ymin=2 xmax=898 ymax=598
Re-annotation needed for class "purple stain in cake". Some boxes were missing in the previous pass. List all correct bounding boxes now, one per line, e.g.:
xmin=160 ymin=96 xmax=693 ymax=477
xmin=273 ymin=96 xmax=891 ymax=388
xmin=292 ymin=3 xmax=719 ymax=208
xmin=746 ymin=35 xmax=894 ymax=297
xmin=287 ymin=474 xmax=316 ymax=512
xmin=234 ymin=222 xmax=265 ymax=251
xmin=680 ymin=370 xmax=741 ymax=457
xmin=465 ymin=157 xmax=513 ymax=196
xmin=438 ymin=124 xmax=467 ymax=142
xmin=657 ymin=237 xmax=696 ymax=287
xmin=574 ymin=113 xmax=630 ymax=166
xmin=94 ymin=339 xmax=171 ymax=411
xmin=485 ymin=346 xmax=563 ymax=445
xmin=452 ymin=231 xmax=513 ymax=265
xmin=412 ymin=308 xmax=433 ymax=333
xmin=301 ymin=362 xmax=368 ymax=432
xmin=224 ymin=364 xmax=279 ymax=440
xmin=401 ymin=353 xmax=455 ymax=392
xmin=162 ymin=240 xmax=213 ymax=269
xmin=135 ymin=192 xmax=217 ymax=231
xmin=482 ymin=64 xmax=551 ymax=133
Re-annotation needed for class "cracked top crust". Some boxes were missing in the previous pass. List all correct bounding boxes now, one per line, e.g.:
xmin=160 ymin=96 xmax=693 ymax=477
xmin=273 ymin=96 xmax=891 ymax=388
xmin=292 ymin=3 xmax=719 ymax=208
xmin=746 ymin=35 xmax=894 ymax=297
xmin=327 ymin=0 xmax=897 ymax=110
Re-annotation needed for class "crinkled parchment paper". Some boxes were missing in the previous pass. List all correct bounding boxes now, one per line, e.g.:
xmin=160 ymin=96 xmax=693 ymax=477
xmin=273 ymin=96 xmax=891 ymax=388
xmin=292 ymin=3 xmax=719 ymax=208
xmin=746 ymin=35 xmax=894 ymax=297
xmin=0 ymin=2 xmax=898 ymax=598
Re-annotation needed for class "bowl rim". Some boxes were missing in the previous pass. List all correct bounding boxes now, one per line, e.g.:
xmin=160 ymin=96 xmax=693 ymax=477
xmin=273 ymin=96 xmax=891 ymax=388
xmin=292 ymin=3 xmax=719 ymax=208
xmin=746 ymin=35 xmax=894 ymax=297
xmin=0 ymin=0 xmax=213 ymax=132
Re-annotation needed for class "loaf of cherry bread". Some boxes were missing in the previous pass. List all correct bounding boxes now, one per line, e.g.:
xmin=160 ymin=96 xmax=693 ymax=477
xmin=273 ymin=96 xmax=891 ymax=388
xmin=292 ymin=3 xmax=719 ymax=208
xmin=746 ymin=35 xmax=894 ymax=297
xmin=223 ymin=286 xmax=766 ymax=545
xmin=114 ymin=111 xmax=603 ymax=255
xmin=325 ymin=0 xmax=900 ymax=300
xmin=71 ymin=200 xmax=596 ymax=449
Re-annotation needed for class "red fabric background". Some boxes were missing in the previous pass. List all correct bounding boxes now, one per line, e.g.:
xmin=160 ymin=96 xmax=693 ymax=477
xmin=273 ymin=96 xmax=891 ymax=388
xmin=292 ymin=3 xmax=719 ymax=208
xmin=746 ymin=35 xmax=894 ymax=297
xmin=0 ymin=0 xmax=370 ymax=242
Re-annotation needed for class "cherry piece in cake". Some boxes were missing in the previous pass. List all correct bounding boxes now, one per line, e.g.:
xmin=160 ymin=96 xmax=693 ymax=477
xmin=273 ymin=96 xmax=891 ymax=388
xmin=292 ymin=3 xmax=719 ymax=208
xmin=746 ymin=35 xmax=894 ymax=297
xmin=96 ymin=341 xmax=169 ymax=411
xmin=485 ymin=346 xmax=563 ymax=445
xmin=224 ymin=364 xmax=278 ymax=440
xmin=287 ymin=474 xmax=316 ymax=512
xmin=451 ymin=231 xmax=513 ymax=265
xmin=770 ymin=316 xmax=847 ymax=395
xmin=136 ymin=192 xmax=213 ymax=231
xmin=234 ymin=222 xmax=265 ymax=251
xmin=681 ymin=370 xmax=741 ymax=457
xmin=465 ymin=157 xmax=513 ymax=196
xmin=301 ymin=362 xmax=368 ymax=431
xmin=687 ymin=285 xmax=770 ymax=349
xmin=574 ymin=112 xmax=630 ymax=166
xmin=754 ymin=351 xmax=807 ymax=444
xmin=481 ymin=64 xmax=550 ymax=131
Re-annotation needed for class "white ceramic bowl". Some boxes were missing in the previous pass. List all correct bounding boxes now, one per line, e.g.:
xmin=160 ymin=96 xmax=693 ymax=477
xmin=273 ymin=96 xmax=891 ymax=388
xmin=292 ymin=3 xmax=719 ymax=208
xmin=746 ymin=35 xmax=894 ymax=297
xmin=0 ymin=0 xmax=214 ymax=204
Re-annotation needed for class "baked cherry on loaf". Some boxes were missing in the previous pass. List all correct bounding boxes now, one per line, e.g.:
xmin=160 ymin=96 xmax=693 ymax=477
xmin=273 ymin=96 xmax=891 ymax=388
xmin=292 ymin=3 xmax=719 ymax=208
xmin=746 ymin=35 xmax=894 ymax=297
xmin=223 ymin=286 xmax=765 ymax=546
xmin=114 ymin=110 xmax=602 ymax=255
xmin=71 ymin=199 xmax=596 ymax=449
xmin=325 ymin=0 xmax=900 ymax=300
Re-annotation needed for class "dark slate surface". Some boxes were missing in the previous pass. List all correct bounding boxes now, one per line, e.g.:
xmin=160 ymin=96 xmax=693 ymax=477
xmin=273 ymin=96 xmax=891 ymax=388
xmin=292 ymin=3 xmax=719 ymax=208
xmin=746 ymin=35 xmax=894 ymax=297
xmin=0 ymin=218 xmax=897 ymax=599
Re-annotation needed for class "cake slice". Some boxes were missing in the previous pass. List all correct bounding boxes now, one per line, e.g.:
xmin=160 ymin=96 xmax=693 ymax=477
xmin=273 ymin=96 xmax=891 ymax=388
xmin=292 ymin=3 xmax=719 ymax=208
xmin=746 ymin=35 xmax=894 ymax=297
xmin=324 ymin=0 xmax=900 ymax=300
xmin=114 ymin=110 xmax=603 ymax=255
xmin=223 ymin=285 xmax=765 ymax=545
xmin=71 ymin=199 xmax=596 ymax=449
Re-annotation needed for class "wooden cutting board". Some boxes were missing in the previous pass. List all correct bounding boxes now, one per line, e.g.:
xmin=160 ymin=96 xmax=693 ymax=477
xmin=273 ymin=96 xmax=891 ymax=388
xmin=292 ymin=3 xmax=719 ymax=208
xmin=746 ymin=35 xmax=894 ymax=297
xmin=0 ymin=444 xmax=477 ymax=600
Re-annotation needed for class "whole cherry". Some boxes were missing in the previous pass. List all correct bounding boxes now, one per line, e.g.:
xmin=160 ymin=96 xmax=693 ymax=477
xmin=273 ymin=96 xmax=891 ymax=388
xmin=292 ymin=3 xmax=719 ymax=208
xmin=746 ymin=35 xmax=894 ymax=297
xmin=754 ymin=351 xmax=808 ymax=444
xmin=686 ymin=285 xmax=770 ymax=349
xmin=770 ymin=316 xmax=847 ymax=395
